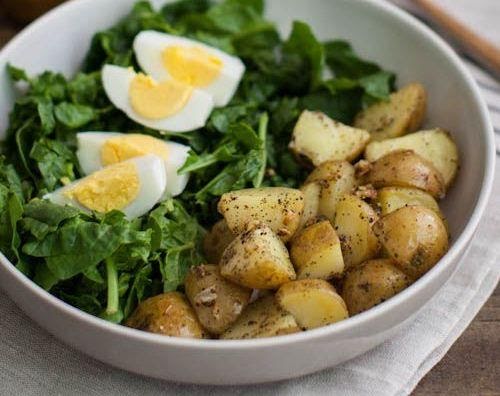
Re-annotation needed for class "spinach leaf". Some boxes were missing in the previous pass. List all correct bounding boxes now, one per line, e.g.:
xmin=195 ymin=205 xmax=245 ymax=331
xmin=54 ymin=102 xmax=96 ymax=129
xmin=147 ymin=200 xmax=205 ymax=292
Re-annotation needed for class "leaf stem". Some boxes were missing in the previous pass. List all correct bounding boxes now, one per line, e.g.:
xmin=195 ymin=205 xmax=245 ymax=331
xmin=105 ymin=257 xmax=119 ymax=315
xmin=253 ymin=112 xmax=269 ymax=188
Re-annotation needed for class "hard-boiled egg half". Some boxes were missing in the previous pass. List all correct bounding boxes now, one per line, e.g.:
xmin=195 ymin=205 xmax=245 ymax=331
xmin=134 ymin=31 xmax=245 ymax=107
xmin=45 ymin=155 xmax=166 ymax=219
xmin=76 ymin=132 xmax=190 ymax=197
xmin=102 ymin=65 xmax=214 ymax=132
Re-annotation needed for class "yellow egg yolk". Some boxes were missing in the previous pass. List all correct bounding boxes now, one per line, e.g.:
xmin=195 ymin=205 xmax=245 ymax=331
xmin=101 ymin=134 xmax=169 ymax=166
xmin=162 ymin=45 xmax=223 ymax=87
xmin=64 ymin=162 xmax=140 ymax=213
xmin=129 ymin=74 xmax=193 ymax=119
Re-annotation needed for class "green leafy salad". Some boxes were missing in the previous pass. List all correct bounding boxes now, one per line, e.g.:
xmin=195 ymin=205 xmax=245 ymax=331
xmin=0 ymin=0 xmax=395 ymax=324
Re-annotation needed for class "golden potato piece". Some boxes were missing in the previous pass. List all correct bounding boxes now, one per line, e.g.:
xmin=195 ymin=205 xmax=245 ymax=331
xmin=290 ymin=220 xmax=345 ymax=280
xmin=185 ymin=265 xmax=251 ymax=335
xmin=373 ymin=206 xmax=449 ymax=279
xmin=342 ymin=259 xmax=411 ymax=315
xmin=305 ymin=161 xmax=357 ymax=221
xmin=354 ymin=83 xmax=427 ymax=141
xmin=333 ymin=195 xmax=380 ymax=269
xmin=377 ymin=187 xmax=442 ymax=217
xmin=276 ymin=279 xmax=348 ymax=329
xmin=220 ymin=295 xmax=300 ymax=339
xmin=365 ymin=129 xmax=459 ymax=187
xmin=366 ymin=150 xmax=445 ymax=199
xmin=125 ymin=292 xmax=208 ymax=338
xmin=203 ymin=220 xmax=235 ymax=264
xmin=218 ymin=187 xmax=304 ymax=242
xmin=289 ymin=110 xmax=370 ymax=166
xmin=298 ymin=182 xmax=321 ymax=230
xmin=220 ymin=222 xmax=296 ymax=289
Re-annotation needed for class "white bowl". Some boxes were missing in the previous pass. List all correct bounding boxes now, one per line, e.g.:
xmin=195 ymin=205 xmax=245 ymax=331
xmin=0 ymin=0 xmax=495 ymax=385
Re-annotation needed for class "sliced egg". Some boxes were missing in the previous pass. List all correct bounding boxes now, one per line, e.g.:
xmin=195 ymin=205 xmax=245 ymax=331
xmin=134 ymin=31 xmax=245 ymax=107
xmin=76 ymin=132 xmax=190 ymax=197
xmin=102 ymin=65 xmax=214 ymax=132
xmin=45 ymin=155 xmax=166 ymax=219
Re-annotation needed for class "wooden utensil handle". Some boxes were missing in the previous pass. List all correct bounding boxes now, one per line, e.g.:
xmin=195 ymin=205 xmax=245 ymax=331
xmin=414 ymin=0 xmax=500 ymax=80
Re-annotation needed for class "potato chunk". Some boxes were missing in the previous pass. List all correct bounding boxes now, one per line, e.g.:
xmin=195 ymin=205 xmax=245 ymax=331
xmin=290 ymin=220 xmax=344 ymax=280
xmin=203 ymin=220 xmax=235 ymax=264
xmin=276 ymin=279 xmax=348 ymax=329
xmin=354 ymin=83 xmax=427 ymax=141
xmin=289 ymin=110 xmax=370 ymax=166
xmin=125 ymin=292 xmax=208 ymax=338
xmin=185 ymin=265 xmax=251 ymax=335
xmin=366 ymin=150 xmax=445 ymax=199
xmin=305 ymin=161 xmax=357 ymax=221
xmin=220 ymin=223 xmax=296 ymax=289
xmin=218 ymin=187 xmax=304 ymax=242
xmin=377 ymin=187 xmax=442 ymax=217
xmin=365 ymin=129 xmax=459 ymax=187
xmin=220 ymin=296 xmax=300 ymax=339
xmin=342 ymin=259 xmax=411 ymax=315
xmin=298 ymin=182 xmax=321 ymax=230
xmin=333 ymin=195 xmax=380 ymax=269
xmin=373 ymin=206 xmax=449 ymax=279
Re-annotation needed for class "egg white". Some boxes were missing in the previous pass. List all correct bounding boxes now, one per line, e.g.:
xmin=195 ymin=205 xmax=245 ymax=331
xmin=102 ymin=65 xmax=214 ymax=133
xmin=133 ymin=31 xmax=245 ymax=107
xmin=45 ymin=155 xmax=167 ymax=219
xmin=76 ymin=132 xmax=190 ymax=197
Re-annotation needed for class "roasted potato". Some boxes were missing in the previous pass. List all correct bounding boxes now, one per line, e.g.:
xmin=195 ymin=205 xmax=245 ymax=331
xmin=125 ymin=292 xmax=208 ymax=338
xmin=373 ymin=206 xmax=449 ymax=279
xmin=185 ymin=265 xmax=252 ymax=334
xmin=289 ymin=110 xmax=370 ymax=166
xmin=377 ymin=187 xmax=442 ymax=217
xmin=365 ymin=129 xmax=459 ymax=187
xmin=203 ymin=220 xmax=235 ymax=264
xmin=298 ymin=182 xmax=321 ymax=230
xmin=365 ymin=150 xmax=445 ymax=199
xmin=333 ymin=195 xmax=380 ymax=269
xmin=290 ymin=220 xmax=344 ymax=280
xmin=305 ymin=161 xmax=357 ymax=221
xmin=218 ymin=187 xmax=304 ymax=242
xmin=276 ymin=279 xmax=348 ymax=329
xmin=354 ymin=83 xmax=427 ymax=141
xmin=220 ymin=222 xmax=296 ymax=289
xmin=220 ymin=295 xmax=300 ymax=339
xmin=342 ymin=259 xmax=411 ymax=315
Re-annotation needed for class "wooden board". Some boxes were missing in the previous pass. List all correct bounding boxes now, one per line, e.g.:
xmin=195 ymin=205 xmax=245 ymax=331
xmin=0 ymin=8 xmax=498 ymax=394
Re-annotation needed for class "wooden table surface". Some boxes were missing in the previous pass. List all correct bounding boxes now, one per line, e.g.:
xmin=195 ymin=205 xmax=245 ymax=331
xmin=0 ymin=7 xmax=499 ymax=396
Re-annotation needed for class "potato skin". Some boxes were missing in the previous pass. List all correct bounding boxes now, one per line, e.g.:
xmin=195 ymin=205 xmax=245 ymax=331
xmin=342 ymin=259 xmax=411 ymax=315
xmin=366 ymin=150 xmax=445 ymax=199
xmin=185 ymin=265 xmax=251 ymax=335
xmin=373 ymin=206 xmax=449 ymax=279
xmin=220 ymin=222 xmax=296 ymax=289
xmin=203 ymin=220 xmax=235 ymax=264
xmin=365 ymin=129 xmax=459 ymax=187
xmin=218 ymin=187 xmax=304 ymax=242
xmin=333 ymin=194 xmax=380 ymax=269
xmin=289 ymin=110 xmax=370 ymax=166
xmin=290 ymin=220 xmax=345 ymax=280
xmin=354 ymin=83 xmax=427 ymax=141
xmin=276 ymin=279 xmax=348 ymax=329
xmin=125 ymin=292 xmax=208 ymax=338
xmin=220 ymin=295 xmax=300 ymax=339
xmin=305 ymin=161 xmax=357 ymax=221
xmin=377 ymin=187 xmax=442 ymax=217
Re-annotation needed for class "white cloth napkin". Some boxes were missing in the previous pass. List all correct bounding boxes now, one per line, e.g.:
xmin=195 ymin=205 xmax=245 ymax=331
xmin=0 ymin=2 xmax=499 ymax=395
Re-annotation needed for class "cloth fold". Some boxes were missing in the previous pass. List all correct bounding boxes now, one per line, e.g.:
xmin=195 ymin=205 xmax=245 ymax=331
xmin=0 ymin=1 xmax=498 ymax=395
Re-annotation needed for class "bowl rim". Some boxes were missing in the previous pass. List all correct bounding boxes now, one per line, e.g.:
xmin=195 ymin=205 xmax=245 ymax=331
xmin=0 ymin=0 xmax=495 ymax=350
